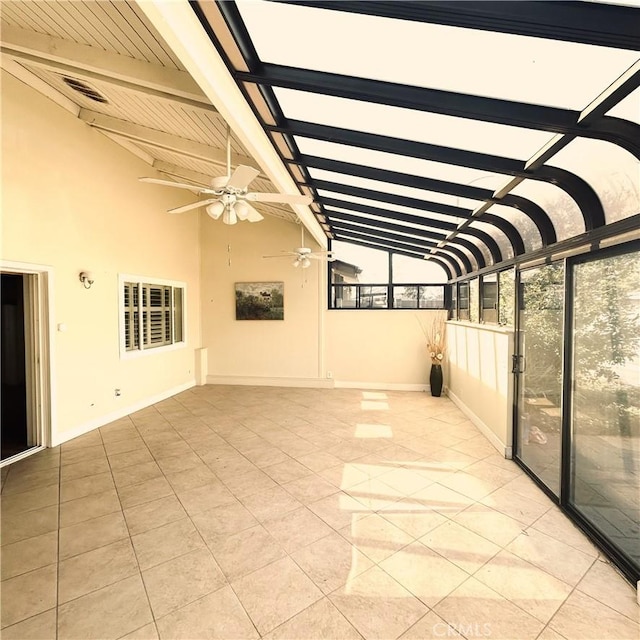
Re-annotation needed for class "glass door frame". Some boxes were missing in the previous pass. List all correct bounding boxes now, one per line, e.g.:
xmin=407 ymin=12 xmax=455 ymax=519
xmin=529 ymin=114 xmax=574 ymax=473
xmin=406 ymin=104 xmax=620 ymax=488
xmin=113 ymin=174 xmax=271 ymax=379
xmin=560 ymin=239 xmax=640 ymax=585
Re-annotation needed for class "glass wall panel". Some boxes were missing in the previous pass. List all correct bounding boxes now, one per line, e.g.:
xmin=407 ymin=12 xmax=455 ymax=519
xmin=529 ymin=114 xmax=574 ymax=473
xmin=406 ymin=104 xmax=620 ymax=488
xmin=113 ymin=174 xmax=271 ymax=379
xmin=551 ymin=139 xmax=640 ymax=224
xmin=511 ymin=180 xmax=585 ymax=242
xmin=392 ymin=254 xmax=447 ymax=284
xmin=516 ymin=263 xmax=564 ymax=496
xmin=498 ymin=268 xmax=515 ymax=327
xmin=458 ymin=282 xmax=470 ymax=321
xmin=481 ymin=273 xmax=498 ymax=324
xmin=331 ymin=240 xmax=388 ymax=282
xmin=569 ymin=247 xmax=640 ymax=575
xmin=470 ymin=278 xmax=479 ymax=323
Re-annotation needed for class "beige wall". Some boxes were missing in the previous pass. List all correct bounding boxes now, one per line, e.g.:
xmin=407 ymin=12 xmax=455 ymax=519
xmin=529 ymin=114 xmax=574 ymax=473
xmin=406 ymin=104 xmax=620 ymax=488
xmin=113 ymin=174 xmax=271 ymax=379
xmin=326 ymin=310 xmax=441 ymax=389
xmin=1 ymin=71 xmax=201 ymax=443
xmin=201 ymin=214 xmax=326 ymax=384
xmin=446 ymin=321 xmax=515 ymax=455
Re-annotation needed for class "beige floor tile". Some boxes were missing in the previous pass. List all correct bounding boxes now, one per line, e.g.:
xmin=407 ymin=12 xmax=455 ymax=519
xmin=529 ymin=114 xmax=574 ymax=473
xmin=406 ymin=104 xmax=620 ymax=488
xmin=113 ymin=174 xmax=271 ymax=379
xmin=549 ymin=590 xmax=639 ymax=640
xmin=480 ymin=486 xmax=551 ymax=526
xmin=436 ymin=470 xmax=501 ymax=501
xmin=240 ymin=485 xmax=303 ymax=522
xmin=117 ymin=476 xmax=174 ymax=509
xmin=376 ymin=467 xmax=432 ymax=496
xmin=57 ymin=574 xmax=153 ymax=640
xmin=155 ymin=451 xmax=202 ymax=475
xmin=329 ymin=565 xmax=428 ymax=640
xmin=532 ymin=508 xmax=599 ymax=557
xmin=453 ymin=503 xmax=526 ymax=547
xmin=120 ymin=622 xmax=160 ymax=640
xmin=347 ymin=476 xmax=405 ymax=511
xmin=378 ymin=498 xmax=448 ymax=540
xmin=576 ymin=558 xmax=639 ymax=622
xmin=308 ymin=491 xmax=369 ymax=531
xmin=0 ymin=608 xmax=57 ymax=639
xmin=0 ymin=564 xmax=57 ymax=629
xmin=59 ymin=488 xmax=121 ymax=528
xmin=58 ymin=538 xmax=139 ymax=603
xmin=410 ymin=482 xmax=475 ymax=517
xmin=1 ymin=504 xmax=59 ymax=546
xmin=175 ymin=480 xmax=236 ymax=516
xmin=263 ymin=506 xmax=333 ymax=553
xmin=100 ymin=425 xmax=139 ymax=444
xmin=131 ymin=517 xmax=205 ymax=570
xmin=165 ymin=463 xmax=218 ymax=492
xmin=264 ymin=459 xmax=314 ymax=484
xmin=60 ymin=471 xmax=115 ymax=503
xmin=191 ymin=500 xmax=258 ymax=541
xmin=318 ymin=463 xmax=370 ymax=490
xmin=399 ymin=611 xmax=464 ymax=639
xmin=296 ymin=451 xmax=344 ymax=473
xmin=263 ymin=597 xmax=361 ymax=640
xmin=232 ymin=557 xmax=323 ymax=636
xmin=60 ymin=457 xmax=111 ymax=482
xmin=499 ymin=473 xmax=554 ymax=505
xmin=61 ymin=430 xmax=103 ymax=451
xmin=142 ymin=548 xmax=226 ymax=618
xmin=59 ymin=511 xmax=128 ymax=560
xmin=1 ymin=530 xmax=58 ymax=580
xmin=209 ymin=524 xmax=287 ymax=580
xmin=536 ymin=627 xmax=568 ymax=640
xmin=103 ymin=436 xmax=147 ymax=456
xmin=0 ymin=483 xmax=59 ymax=517
xmin=124 ymin=494 xmax=187 ymax=535
xmin=340 ymin=513 xmax=413 ymax=564
xmin=380 ymin=540 xmax=469 ymax=608
xmin=1 ymin=467 xmax=60 ymax=496
xmin=434 ymin=576 xmax=544 ymax=640
xmin=291 ymin=531 xmax=374 ymax=595
xmin=243 ymin=446 xmax=292 ymax=468
xmin=419 ymin=520 xmax=500 ymax=574
xmin=221 ymin=467 xmax=278 ymax=499
xmin=506 ymin=528 xmax=595 ymax=586
xmin=112 ymin=461 xmax=163 ymax=489
xmin=61 ymin=444 xmax=106 ymax=466
xmin=474 ymin=549 xmax=573 ymax=623
xmin=282 ymin=474 xmax=339 ymax=504
xmin=155 ymin=584 xmax=258 ymax=640
xmin=107 ymin=448 xmax=154 ymax=471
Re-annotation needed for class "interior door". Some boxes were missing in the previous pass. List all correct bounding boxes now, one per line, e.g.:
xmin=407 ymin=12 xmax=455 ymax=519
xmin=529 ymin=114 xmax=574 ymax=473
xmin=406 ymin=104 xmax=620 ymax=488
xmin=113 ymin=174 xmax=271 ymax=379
xmin=514 ymin=262 xmax=565 ymax=497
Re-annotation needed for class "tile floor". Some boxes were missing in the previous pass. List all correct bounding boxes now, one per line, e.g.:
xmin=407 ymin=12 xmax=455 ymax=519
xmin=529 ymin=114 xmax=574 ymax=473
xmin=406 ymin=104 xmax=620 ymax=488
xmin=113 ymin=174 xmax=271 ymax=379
xmin=1 ymin=386 xmax=638 ymax=640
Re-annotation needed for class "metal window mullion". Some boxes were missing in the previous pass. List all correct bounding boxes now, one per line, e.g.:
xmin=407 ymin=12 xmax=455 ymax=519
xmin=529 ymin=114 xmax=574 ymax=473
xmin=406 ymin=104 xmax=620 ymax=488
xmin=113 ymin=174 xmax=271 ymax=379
xmin=140 ymin=283 xmax=146 ymax=350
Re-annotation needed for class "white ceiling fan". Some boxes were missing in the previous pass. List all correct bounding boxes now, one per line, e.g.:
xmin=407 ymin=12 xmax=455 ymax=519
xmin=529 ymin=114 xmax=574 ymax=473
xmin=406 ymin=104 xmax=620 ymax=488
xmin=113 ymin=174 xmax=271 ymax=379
xmin=263 ymin=225 xmax=336 ymax=268
xmin=139 ymin=126 xmax=312 ymax=224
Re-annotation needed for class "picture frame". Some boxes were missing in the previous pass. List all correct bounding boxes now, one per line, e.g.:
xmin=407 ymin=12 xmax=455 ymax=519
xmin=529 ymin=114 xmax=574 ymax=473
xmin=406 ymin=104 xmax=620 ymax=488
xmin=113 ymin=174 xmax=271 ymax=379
xmin=235 ymin=282 xmax=284 ymax=320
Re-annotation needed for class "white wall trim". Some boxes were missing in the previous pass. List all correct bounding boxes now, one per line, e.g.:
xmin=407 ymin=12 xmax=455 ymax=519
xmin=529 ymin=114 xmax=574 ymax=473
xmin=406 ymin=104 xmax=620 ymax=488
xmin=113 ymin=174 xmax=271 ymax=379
xmin=52 ymin=379 xmax=196 ymax=446
xmin=335 ymin=381 xmax=429 ymax=392
xmin=206 ymin=375 xmax=335 ymax=389
xmin=447 ymin=388 xmax=512 ymax=458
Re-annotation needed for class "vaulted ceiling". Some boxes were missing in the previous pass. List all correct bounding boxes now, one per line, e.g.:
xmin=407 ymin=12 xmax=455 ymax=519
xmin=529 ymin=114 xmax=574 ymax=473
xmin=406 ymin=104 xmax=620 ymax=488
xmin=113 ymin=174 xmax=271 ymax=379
xmin=2 ymin=0 xmax=639 ymax=278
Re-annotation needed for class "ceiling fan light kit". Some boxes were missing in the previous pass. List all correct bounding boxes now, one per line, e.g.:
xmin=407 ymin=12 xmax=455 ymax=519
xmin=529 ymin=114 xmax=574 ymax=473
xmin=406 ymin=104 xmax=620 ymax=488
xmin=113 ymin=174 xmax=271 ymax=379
xmin=139 ymin=125 xmax=311 ymax=224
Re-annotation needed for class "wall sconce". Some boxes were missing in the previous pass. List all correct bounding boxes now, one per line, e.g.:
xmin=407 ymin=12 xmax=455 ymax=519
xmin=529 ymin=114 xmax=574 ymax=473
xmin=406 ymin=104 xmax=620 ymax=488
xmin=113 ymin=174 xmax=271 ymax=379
xmin=79 ymin=271 xmax=94 ymax=289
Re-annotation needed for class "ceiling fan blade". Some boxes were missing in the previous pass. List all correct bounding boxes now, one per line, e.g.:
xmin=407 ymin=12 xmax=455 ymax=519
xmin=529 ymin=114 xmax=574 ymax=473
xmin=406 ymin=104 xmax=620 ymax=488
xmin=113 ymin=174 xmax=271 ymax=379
xmin=245 ymin=192 xmax=312 ymax=205
xmin=139 ymin=177 xmax=210 ymax=192
xmin=226 ymin=165 xmax=260 ymax=190
xmin=244 ymin=203 xmax=264 ymax=223
xmin=263 ymin=252 xmax=298 ymax=258
xmin=168 ymin=198 xmax=218 ymax=214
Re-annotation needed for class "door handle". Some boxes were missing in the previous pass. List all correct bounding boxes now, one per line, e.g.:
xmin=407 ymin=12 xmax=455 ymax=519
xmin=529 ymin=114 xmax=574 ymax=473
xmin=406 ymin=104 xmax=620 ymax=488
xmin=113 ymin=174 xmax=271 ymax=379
xmin=512 ymin=355 xmax=526 ymax=374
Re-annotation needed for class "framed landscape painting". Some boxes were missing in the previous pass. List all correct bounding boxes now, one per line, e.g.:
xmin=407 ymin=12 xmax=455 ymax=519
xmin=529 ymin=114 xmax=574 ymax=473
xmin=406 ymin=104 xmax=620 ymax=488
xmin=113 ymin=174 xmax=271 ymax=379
xmin=235 ymin=282 xmax=284 ymax=320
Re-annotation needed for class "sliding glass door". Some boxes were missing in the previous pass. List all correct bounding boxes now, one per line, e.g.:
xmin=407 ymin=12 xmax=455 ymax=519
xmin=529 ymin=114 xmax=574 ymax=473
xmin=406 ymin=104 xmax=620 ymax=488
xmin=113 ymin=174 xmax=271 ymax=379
xmin=567 ymin=245 xmax=640 ymax=577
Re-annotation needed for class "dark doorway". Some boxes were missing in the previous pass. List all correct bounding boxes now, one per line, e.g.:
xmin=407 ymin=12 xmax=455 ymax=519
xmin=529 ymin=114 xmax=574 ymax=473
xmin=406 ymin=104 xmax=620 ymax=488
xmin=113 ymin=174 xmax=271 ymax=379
xmin=1 ymin=273 xmax=29 ymax=460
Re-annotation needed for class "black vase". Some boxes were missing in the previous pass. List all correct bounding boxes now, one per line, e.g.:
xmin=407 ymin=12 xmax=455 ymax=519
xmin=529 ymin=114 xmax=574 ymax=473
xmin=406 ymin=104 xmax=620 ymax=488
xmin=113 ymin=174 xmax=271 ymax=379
xmin=430 ymin=364 xmax=443 ymax=397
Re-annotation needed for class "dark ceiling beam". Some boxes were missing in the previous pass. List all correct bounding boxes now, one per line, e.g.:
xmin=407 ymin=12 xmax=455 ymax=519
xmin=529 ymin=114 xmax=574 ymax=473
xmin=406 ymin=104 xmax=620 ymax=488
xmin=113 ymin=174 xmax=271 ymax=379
xmin=270 ymin=1 xmax=640 ymax=50
xmin=299 ymin=155 xmax=556 ymax=246
xmin=238 ymin=64 xmax=640 ymax=158
xmin=327 ymin=209 xmax=487 ymax=269
xmin=314 ymin=179 xmax=470 ymax=220
xmin=458 ymin=229 xmax=502 ymax=265
xmin=273 ymin=120 xmax=605 ymax=229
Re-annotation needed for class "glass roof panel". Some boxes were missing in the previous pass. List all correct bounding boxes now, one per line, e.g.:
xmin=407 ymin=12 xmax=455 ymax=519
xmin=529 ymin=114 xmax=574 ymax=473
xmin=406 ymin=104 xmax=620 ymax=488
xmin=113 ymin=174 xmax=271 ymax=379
xmin=435 ymin=248 xmax=469 ymax=273
xmin=510 ymin=180 xmax=585 ymax=241
xmin=549 ymin=139 xmax=640 ymax=224
xmin=274 ymin=88 xmax=552 ymax=160
xmin=485 ymin=204 xmax=543 ymax=252
xmin=606 ymin=88 xmax=640 ymax=125
xmin=330 ymin=218 xmax=438 ymax=246
xmin=324 ymin=205 xmax=450 ymax=237
xmin=456 ymin=233 xmax=494 ymax=266
xmin=308 ymin=168 xmax=483 ymax=210
xmin=237 ymin=0 xmax=638 ymax=109
xmin=392 ymin=254 xmax=448 ymax=284
xmin=295 ymin=137 xmax=509 ymax=188
xmin=467 ymin=222 xmax=515 ymax=259
xmin=331 ymin=240 xmax=389 ymax=282
xmin=318 ymin=189 xmax=465 ymax=224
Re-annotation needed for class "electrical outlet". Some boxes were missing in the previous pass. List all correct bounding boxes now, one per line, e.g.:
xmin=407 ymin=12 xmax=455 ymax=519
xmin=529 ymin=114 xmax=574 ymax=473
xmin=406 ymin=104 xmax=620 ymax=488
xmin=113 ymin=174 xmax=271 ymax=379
xmin=115 ymin=388 xmax=121 ymax=397
xmin=326 ymin=371 xmax=333 ymax=379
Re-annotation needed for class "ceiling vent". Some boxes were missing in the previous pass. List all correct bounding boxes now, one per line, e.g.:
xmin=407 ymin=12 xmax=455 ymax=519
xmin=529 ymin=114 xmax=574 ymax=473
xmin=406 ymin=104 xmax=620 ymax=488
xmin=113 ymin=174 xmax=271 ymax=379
xmin=62 ymin=77 xmax=108 ymax=104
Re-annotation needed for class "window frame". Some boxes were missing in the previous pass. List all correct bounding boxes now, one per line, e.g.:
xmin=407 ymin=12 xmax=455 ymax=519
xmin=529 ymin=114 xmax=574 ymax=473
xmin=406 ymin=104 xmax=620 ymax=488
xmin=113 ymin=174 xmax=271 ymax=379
xmin=118 ymin=274 xmax=187 ymax=359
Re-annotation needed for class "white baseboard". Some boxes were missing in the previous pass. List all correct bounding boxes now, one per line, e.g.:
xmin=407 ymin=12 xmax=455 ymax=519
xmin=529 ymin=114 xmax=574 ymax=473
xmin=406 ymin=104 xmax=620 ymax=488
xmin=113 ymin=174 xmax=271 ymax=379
xmin=447 ymin=388 xmax=512 ymax=458
xmin=206 ymin=375 xmax=335 ymax=389
xmin=51 ymin=379 xmax=196 ymax=446
xmin=335 ymin=381 xmax=429 ymax=392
